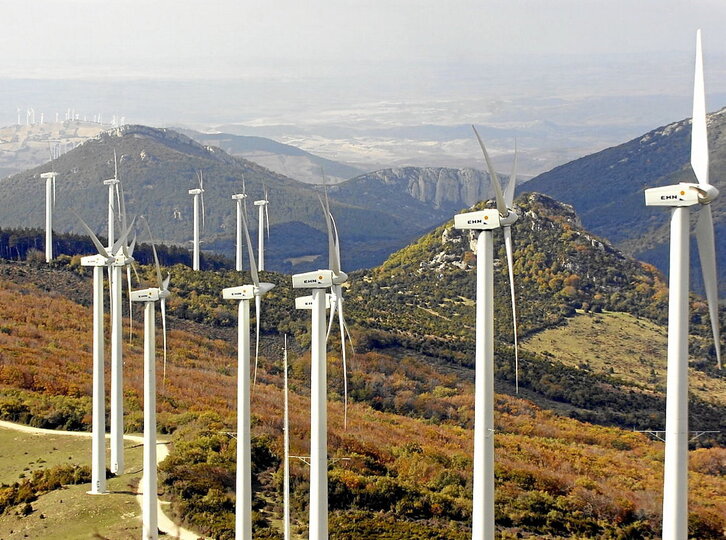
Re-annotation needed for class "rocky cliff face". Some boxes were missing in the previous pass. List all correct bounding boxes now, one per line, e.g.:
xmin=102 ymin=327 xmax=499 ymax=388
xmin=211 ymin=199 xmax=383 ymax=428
xmin=357 ymin=166 xmax=494 ymax=209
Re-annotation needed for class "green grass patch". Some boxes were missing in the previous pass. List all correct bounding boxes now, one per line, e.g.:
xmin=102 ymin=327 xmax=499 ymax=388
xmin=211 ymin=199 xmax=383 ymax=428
xmin=0 ymin=426 xmax=146 ymax=539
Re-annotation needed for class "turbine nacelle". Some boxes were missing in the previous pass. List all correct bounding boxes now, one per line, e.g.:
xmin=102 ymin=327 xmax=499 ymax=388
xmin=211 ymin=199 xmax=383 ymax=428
xmin=454 ymin=209 xmax=504 ymax=231
xmin=254 ymin=199 xmax=268 ymax=206
xmin=103 ymin=178 xmax=120 ymax=186
xmin=644 ymin=182 xmax=717 ymax=207
xmin=222 ymin=282 xmax=275 ymax=300
xmin=292 ymin=269 xmax=347 ymax=289
xmin=295 ymin=293 xmax=333 ymax=310
xmin=81 ymin=253 xmax=114 ymax=267
xmin=232 ymin=193 xmax=248 ymax=200
xmin=188 ymin=188 xmax=203 ymax=195
xmin=130 ymin=287 xmax=169 ymax=303
xmin=223 ymin=285 xmax=255 ymax=300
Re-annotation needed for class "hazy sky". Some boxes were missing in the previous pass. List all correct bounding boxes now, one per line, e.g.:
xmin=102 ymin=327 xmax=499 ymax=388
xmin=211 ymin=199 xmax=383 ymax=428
xmin=1 ymin=0 xmax=725 ymax=79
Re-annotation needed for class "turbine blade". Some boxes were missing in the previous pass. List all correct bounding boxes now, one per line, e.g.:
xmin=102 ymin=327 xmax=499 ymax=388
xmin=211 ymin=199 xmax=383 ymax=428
xmin=472 ymin=125 xmax=507 ymax=216
xmin=254 ymin=294 xmax=261 ymax=386
xmin=338 ymin=296 xmax=349 ymax=430
xmin=111 ymin=216 xmax=135 ymax=256
xmin=142 ymin=218 xmax=163 ymax=289
xmin=73 ymin=211 xmax=109 ymax=258
xmin=128 ymin=234 xmax=137 ymax=258
xmin=126 ymin=265 xmax=134 ymax=342
xmin=52 ymin=176 xmax=56 ymax=207
xmin=118 ymin=181 xmax=129 ymax=248
xmin=161 ymin=297 xmax=168 ymax=384
xmin=330 ymin=212 xmax=342 ymax=275
xmin=505 ymin=139 xmax=518 ymax=207
xmin=326 ymin=290 xmax=339 ymax=340
xmin=691 ymin=30 xmax=709 ymax=186
xmin=265 ymin=203 xmax=270 ymax=239
xmin=131 ymin=260 xmax=141 ymax=283
xmin=107 ymin=266 xmax=114 ymax=314
xmin=115 ymin=184 xmax=123 ymax=229
xmin=113 ymin=149 xmax=118 ymax=180
xmin=695 ymin=205 xmax=721 ymax=368
xmin=319 ymin=195 xmax=339 ymax=274
xmin=201 ymin=192 xmax=205 ymax=231
xmin=503 ymin=226 xmax=520 ymax=392
xmin=241 ymin=211 xmax=260 ymax=286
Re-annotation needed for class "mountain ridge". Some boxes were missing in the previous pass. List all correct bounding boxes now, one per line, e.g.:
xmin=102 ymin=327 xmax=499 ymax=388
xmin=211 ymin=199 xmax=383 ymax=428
xmin=522 ymin=107 xmax=726 ymax=294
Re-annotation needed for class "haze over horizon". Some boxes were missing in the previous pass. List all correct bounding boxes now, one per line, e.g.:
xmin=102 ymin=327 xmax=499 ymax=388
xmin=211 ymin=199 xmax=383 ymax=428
xmin=1 ymin=0 xmax=726 ymax=176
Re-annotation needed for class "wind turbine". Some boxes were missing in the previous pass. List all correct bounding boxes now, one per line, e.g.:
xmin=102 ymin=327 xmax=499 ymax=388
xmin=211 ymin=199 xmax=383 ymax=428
xmin=291 ymin=204 xmax=348 ymax=539
xmin=76 ymin=214 xmax=132 ymax=495
xmin=189 ymin=171 xmax=205 ymax=271
xmin=254 ymin=187 xmax=270 ymax=271
xmin=454 ymin=127 xmax=519 ymax=540
xmin=104 ymin=152 xmax=136 ymax=476
xmin=40 ymin=171 xmax=57 ymax=263
xmin=644 ymin=30 xmax=721 ymax=540
xmin=131 ymin=221 xmax=171 ymax=540
xmin=232 ymin=176 xmax=248 ymax=272
xmin=222 ymin=207 xmax=274 ymax=540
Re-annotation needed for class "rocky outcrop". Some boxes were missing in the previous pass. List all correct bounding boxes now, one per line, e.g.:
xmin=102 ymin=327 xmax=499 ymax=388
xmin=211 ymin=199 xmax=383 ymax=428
xmin=353 ymin=166 xmax=495 ymax=209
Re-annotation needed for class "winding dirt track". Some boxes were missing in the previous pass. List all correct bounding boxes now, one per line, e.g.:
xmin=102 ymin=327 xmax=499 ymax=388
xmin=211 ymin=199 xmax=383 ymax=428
xmin=0 ymin=420 xmax=203 ymax=539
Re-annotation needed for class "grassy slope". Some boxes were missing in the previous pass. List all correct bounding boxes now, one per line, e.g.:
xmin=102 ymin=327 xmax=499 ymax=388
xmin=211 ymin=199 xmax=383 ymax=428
xmin=0 ymin=427 xmax=144 ymax=539
xmin=0 ymin=266 xmax=724 ymax=537
xmin=522 ymin=310 xmax=726 ymax=408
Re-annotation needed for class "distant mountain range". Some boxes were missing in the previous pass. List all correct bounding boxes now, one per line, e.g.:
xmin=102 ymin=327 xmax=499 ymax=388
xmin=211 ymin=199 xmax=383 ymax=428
xmin=0 ymin=125 xmax=502 ymax=273
xmin=522 ymin=107 xmax=726 ymax=295
xmin=175 ymin=128 xmax=366 ymax=184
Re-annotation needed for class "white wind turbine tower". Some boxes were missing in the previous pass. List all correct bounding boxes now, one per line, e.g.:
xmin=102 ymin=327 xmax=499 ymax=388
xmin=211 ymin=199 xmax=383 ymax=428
xmin=282 ymin=335 xmax=291 ymax=540
xmin=131 ymin=222 xmax=171 ymax=540
xmin=76 ymin=215 xmax=133 ymax=495
xmin=232 ymin=176 xmax=248 ymax=272
xmin=254 ymin=187 xmax=270 ymax=271
xmin=454 ymin=127 xmax=519 ymax=540
xmin=644 ymin=30 xmax=721 ymax=540
xmin=104 ymin=152 xmax=136 ymax=476
xmin=252 ymin=186 xmax=270 ymax=385
xmin=189 ymin=171 xmax=205 ymax=271
xmin=221 ymin=209 xmax=274 ymax=540
xmin=40 ymin=171 xmax=57 ymax=263
xmin=291 ymin=203 xmax=348 ymax=540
